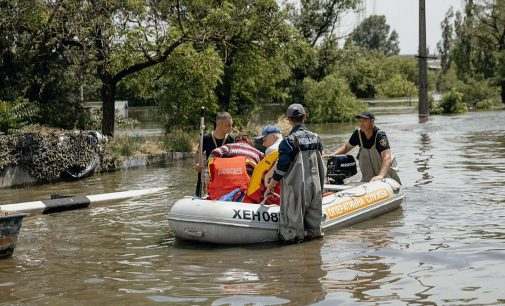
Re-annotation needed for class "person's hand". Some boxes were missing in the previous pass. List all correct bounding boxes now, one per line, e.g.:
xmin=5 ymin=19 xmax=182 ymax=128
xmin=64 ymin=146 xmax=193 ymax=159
xmin=370 ymin=175 xmax=384 ymax=182
xmin=266 ymin=178 xmax=279 ymax=192
xmin=321 ymin=150 xmax=334 ymax=159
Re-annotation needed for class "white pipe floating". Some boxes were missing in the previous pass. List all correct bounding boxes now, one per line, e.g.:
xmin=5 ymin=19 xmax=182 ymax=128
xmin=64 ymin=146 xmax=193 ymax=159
xmin=0 ymin=187 xmax=166 ymax=216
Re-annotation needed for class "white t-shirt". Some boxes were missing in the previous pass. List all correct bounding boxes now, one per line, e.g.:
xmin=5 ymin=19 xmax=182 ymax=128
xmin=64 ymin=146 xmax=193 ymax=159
xmin=265 ymin=137 xmax=283 ymax=155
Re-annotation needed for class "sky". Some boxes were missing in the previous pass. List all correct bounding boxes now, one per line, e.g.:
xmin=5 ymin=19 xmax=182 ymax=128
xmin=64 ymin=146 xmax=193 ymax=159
xmin=339 ymin=0 xmax=465 ymax=55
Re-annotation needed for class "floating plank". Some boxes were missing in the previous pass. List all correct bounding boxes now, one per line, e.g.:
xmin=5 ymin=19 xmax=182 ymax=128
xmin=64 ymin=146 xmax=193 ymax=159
xmin=0 ymin=187 xmax=165 ymax=216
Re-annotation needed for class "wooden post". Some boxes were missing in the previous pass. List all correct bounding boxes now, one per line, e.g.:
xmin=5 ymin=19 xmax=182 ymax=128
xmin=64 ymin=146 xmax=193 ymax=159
xmin=418 ymin=0 xmax=429 ymax=122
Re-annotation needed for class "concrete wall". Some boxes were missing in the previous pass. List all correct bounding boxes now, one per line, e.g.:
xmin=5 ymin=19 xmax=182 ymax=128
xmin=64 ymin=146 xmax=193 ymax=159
xmin=0 ymin=152 xmax=192 ymax=189
xmin=0 ymin=167 xmax=37 ymax=189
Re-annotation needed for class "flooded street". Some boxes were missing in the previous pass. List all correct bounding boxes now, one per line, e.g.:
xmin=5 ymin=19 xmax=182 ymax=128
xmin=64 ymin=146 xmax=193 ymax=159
xmin=1 ymin=110 xmax=505 ymax=305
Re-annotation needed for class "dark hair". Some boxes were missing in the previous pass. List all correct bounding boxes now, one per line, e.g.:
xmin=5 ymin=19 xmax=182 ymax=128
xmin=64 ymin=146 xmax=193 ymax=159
xmin=236 ymin=132 xmax=252 ymax=145
xmin=289 ymin=114 xmax=305 ymax=124
xmin=216 ymin=112 xmax=232 ymax=122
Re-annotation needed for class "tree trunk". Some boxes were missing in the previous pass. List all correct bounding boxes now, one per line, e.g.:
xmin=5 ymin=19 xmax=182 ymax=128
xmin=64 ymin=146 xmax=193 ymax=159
xmin=101 ymin=81 xmax=116 ymax=137
xmin=216 ymin=64 xmax=233 ymax=111
xmin=501 ymin=80 xmax=505 ymax=104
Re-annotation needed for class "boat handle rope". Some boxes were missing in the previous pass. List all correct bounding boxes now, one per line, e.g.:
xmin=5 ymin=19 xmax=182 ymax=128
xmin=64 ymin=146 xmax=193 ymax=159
xmin=337 ymin=185 xmax=368 ymax=198
xmin=260 ymin=191 xmax=281 ymax=205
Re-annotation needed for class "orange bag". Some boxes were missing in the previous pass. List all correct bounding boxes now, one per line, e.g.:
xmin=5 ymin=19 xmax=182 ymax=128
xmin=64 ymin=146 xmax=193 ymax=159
xmin=208 ymin=156 xmax=250 ymax=200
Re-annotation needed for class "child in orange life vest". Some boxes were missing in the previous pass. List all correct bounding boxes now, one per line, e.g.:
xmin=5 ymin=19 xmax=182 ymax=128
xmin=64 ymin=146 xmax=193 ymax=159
xmin=207 ymin=133 xmax=264 ymax=200
xmin=243 ymin=125 xmax=283 ymax=205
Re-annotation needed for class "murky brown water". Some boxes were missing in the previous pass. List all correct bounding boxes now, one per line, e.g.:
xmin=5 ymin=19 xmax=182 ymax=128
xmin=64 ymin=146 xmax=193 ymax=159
xmin=1 ymin=110 xmax=505 ymax=305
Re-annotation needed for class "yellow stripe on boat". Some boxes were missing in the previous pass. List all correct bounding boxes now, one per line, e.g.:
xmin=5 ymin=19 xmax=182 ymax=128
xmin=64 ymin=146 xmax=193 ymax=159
xmin=323 ymin=187 xmax=393 ymax=221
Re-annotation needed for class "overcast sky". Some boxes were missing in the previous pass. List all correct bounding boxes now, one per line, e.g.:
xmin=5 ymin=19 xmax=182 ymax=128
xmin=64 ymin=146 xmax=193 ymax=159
xmin=339 ymin=0 xmax=465 ymax=54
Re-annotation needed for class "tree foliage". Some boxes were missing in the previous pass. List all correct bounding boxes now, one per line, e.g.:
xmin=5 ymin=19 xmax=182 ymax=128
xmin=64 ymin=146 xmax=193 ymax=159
xmin=1 ymin=0 xmax=439 ymax=132
xmin=304 ymin=74 xmax=365 ymax=123
xmin=439 ymin=1 xmax=505 ymax=103
xmin=377 ymin=74 xmax=417 ymax=98
xmin=288 ymin=0 xmax=360 ymax=47
xmin=346 ymin=15 xmax=400 ymax=56
xmin=439 ymin=89 xmax=468 ymax=114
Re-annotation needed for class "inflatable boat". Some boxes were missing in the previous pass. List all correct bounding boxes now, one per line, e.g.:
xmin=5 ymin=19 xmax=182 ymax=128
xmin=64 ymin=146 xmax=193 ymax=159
xmin=168 ymin=155 xmax=405 ymax=244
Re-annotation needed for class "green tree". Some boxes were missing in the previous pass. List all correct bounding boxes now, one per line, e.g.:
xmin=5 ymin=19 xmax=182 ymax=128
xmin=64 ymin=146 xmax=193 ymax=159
xmin=438 ymin=7 xmax=455 ymax=74
xmin=304 ymin=73 xmax=365 ymax=123
xmin=288 ymin=0 xmax=359 ymax=47
xmin=338 ymin=48 xmax=387 ymax=98
xmin=346 ymin=15 xmax=400 ymax=56
xmin=210 ymin=0 xmax=292 ymax=112
xmin=156 ymin=46 xmax=223 ymax=129
xmin=376 ymin=74 xmax=417 ymax=98
xmin=440 ymin=0 xmax=505 ymax=104
xmin=287 ymin=0 xmax=359 ymax=104
xmin=0 ymin=1 xmax=88 ymax=129
xmin=72 ymin=0 xmax=193 ymax=136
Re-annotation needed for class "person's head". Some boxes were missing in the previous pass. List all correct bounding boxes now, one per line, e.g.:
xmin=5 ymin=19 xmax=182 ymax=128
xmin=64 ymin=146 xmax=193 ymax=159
xmin=286 ymin=103 xmax=306 ymax=126
xmin=256 ymin=125 xmax=282 ymax=148
xmin=355 ymin=112 xmax=375 ymax=131
xmin=236 ymin=132 xmax=252 ymax=145
xmin=215 ymin=112 xmax=233 ymax=134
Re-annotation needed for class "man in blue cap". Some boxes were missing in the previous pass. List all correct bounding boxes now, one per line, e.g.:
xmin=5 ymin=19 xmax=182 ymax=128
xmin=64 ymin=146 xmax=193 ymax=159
xmin=266 ymin=103 xmax=325 ymax=242
xmin=332 ymin=111 xmax=401 ymax=184
xmin=256 ymin=125 xmax=283 ymax=155
xmin=243 ymin=125 xmax=283 ymax=205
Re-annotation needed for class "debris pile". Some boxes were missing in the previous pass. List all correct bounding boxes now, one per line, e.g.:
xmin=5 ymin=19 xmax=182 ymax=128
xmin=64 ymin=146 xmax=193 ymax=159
xmin=0 ymin=136 xmax=17 ymax=171
xmin=0 ymin=130 xmax=104 ymax=182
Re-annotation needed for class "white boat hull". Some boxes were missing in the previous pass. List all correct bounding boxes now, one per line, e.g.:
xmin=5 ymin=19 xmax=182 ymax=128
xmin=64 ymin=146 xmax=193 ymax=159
xmin=168 ymin=179 xmax=404 ymax=244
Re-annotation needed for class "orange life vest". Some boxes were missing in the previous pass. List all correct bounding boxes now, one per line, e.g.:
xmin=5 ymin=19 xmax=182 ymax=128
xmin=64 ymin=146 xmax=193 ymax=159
xmin=208 ymin=156 xmax=250 ymax=200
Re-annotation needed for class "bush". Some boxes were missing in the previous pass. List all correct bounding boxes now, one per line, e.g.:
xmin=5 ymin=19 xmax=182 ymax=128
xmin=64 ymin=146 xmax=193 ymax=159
xmin=377 ymin=74 xmax=417 ymax=98
xmin=439 ymin=90 xmax=468 ymax=114
xmin=475 ymin=98 xmax=500 ymax=111
xmin=0 ymin=98 xmax=38 ymax=133
xmin=437 ymin=68 xmax=499 ymax=106
xmin=108 ymin=136 xmax=142 ymax=157
xmin=382 ymin=56 xmax=418 ymax=84
xmin=162 ymin=130 xmax=195 ymax=152
xmin=304 ymin=74 xmax=366 ymax=123
xmin=428 ymin=95 xmax=443 ymax=114
xmin=340 ymin=51 xmax=386 ymax=99
xmin=456 ymin=79 xmax=498 ymax=106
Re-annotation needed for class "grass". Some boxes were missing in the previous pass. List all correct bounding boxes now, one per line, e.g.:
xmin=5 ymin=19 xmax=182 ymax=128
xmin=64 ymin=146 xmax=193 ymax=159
xmin=107 ymin=130 xmax=197 ymax=161
xmin=161 ymin=130 xmax=196 ymax=153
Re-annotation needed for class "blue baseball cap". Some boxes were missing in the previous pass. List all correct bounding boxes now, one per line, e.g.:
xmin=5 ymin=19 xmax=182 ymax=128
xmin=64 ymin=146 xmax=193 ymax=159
xmin=255 ymin=125 xmax=281 ymax=140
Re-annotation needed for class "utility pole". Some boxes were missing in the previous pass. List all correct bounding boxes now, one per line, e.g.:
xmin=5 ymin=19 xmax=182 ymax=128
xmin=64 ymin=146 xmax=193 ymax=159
xmin=418 ymin=0 xmax=429 ymax=122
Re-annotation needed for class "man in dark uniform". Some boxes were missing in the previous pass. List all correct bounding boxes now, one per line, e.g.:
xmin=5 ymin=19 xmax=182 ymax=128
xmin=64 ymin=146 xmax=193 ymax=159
xmin=332 ymin=111 xmax=401 ymax=184
xmin=267 ymin=104 xmax=325 ymax=242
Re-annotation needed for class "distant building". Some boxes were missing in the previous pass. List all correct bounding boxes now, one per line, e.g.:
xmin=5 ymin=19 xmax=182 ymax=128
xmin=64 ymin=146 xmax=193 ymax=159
xmin=427 ymin=58 xmax=441 ymax=70
xmin=84 ymin=101 xmax=128 ymax=118
xmin=399 ymin=54 xmax=441 ymax=71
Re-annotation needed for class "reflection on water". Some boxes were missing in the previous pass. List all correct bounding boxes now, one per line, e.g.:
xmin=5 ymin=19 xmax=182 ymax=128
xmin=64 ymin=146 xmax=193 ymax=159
xmin=414 ymin=133 xmax=433 ymax=186
xmin=1 ymin=111 xmax=505 ymax=305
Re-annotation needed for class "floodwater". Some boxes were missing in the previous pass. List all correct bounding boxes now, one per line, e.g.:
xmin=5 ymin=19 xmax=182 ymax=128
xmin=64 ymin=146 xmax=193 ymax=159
xmin=1 ymin=110 xmax=505 ymax=305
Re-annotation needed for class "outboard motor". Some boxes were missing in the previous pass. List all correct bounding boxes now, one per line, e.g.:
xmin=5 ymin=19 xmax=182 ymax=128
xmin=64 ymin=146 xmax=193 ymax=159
xmin=326 ymin=155 xmax=357 ymax=185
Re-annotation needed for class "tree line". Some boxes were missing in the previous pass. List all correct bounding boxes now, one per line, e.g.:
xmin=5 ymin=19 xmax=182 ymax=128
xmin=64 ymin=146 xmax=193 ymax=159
xmin=437 ymin=0 xmax=505 ymax=111
xmin=3 ymin=0 xmax=501 ymax=136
